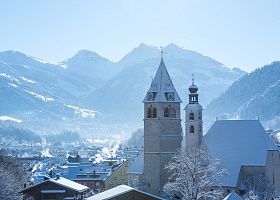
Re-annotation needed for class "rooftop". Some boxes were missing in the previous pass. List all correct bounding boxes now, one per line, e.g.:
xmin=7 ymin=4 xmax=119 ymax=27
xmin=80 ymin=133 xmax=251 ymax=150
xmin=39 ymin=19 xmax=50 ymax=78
xmin=203 ymin=120 xmax=277 ymax=187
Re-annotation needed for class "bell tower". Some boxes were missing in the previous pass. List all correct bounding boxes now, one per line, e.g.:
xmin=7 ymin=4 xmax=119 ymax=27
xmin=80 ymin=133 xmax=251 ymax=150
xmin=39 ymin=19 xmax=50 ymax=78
xmin=184 ymin=75 xmax=203 ymax=149
xmin=142 ymin=51 xmax=182 ymax=196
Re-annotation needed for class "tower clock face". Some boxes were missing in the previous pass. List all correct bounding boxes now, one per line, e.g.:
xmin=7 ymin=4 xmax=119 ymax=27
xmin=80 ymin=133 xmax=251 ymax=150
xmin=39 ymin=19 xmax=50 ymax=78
xmin=147 ymin=92 xmax=155 ymax=101
xmin=166 ymin=92 xmax=174 ymax=101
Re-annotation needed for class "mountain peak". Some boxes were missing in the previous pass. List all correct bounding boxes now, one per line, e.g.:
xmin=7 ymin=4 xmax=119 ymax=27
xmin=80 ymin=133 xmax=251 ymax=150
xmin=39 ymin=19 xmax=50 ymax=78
xmin=74 ymin=49 xmax=101 ymax=58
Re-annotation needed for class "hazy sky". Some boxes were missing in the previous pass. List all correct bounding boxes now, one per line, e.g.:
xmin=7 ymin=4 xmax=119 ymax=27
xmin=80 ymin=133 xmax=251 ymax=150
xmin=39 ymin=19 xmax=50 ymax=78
xmin=0 ymin=1 xmax=279 ymax=72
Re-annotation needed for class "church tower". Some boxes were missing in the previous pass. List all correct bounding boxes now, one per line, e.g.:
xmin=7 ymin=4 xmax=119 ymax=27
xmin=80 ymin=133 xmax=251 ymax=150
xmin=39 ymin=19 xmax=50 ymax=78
xmin=184 ymin=76 xmax=203 ymax=148
xmin=142 ymin=52 xmax=182 ymax=196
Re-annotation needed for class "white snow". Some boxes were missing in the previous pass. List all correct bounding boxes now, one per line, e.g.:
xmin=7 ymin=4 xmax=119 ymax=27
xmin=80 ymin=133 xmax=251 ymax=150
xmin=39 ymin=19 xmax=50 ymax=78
xmin=86 ymin=185 xmax=164 ymax=200
xmin=203 ymin=120 xmax=277 ymax=187
xmin=67 ymin=105 xmax=97 ymax=118
xmin=8 ymin=83 xmax=18 ymax=88
xmin=21 ymin=76 xmax=36 ymax=84
xmin=29 ymin=56 xmax=49 ymax=64
xmin=49 ymin=177 xmax=88 ymax=193
xmin=0 ymin=116 xmax=22 ymax=123
xmin=0 ymin=73 xmax=19 ymax=82
xmin=223 ymin=192 xmax=243 ymax=200
xmin=24 ymin=90 xmax=54 ymax=102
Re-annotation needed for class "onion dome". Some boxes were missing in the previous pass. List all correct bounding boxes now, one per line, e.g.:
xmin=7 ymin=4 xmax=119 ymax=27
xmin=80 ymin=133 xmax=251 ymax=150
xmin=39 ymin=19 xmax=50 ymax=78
xmin=189 ymin=84 xmax=198 ymax=93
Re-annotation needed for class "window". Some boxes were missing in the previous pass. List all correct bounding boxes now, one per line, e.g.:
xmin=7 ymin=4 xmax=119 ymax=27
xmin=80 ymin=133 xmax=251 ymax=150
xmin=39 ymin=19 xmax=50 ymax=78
xmin=164 ymin=108 xmax=169 ymax=117
xmin=96 ymin=182 xmax=99 ymax=186
xmin=89 ymin=182 xmax=94 ymax=187
xmin=152 ymin=108 xmax=157 ymax=118
xmin=121 ymin=177 xmax=125 ymax=180
xmin=227 ymin=189 xmax=230 ymax=193
xmin=113 ymin=177 xmax=117 ymax=180
xmin=169 ymin=108 xmax=176 ymax=118
xmin=189 ymin=112 xmax=194 ymax=120
xmin=147 ymin=108 xmax=151 ymax=118
xmin=190 ymin=125 xmax=194 ymax=133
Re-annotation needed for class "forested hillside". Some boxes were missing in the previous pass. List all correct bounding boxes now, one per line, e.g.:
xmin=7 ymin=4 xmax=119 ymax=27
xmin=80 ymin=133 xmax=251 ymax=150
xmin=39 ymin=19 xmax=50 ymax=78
xmin=204 ymin=61 xmax=280 ymax=130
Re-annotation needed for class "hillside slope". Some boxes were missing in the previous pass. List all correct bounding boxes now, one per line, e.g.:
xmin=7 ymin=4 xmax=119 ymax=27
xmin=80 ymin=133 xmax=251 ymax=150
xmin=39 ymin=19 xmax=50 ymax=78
xmin=204 ymin=61 xmax=280 ymax=130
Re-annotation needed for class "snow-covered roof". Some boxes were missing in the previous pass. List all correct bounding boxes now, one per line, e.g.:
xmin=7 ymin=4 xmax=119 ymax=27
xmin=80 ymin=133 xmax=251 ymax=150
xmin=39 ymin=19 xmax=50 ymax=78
xmin=143 ymin=58 xmax=182 ymax=103
xmin=127 ymin=153 xmax=144 ymax=174
xmin=223 ymin=192 xmax=242 ymax=200
xmin=21 ymin=177 xmax=88 ymax=194
xmin=49 ymin=177 xmax=88 ymax=193
xmin=184 ymin=103 xmax=203 ymax=110
xmin=203 ymin=120 xmax=277 ymax=187
xmin=86 ymin=185 xmax=164 ymax=200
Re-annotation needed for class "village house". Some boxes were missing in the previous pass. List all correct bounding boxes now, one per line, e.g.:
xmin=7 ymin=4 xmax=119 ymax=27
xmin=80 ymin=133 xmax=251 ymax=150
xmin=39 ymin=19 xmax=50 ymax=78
xmin=20 ymin=175 xmax=89 ymax=200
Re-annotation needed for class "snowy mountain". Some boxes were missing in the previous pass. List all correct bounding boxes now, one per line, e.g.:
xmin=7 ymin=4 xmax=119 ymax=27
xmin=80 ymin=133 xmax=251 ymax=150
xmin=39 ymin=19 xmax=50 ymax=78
xmin=0 ymin=51 xmax=99 ymax=135
xmin=204 ymin=61 xmax=280 ymax=131
xmin=0 ymin=45 xmax=247 ymax=136
xmin=83 ymin=44 xmax=246 ymax=125
xmin=60 ymin=50 xmax=116 ymax=91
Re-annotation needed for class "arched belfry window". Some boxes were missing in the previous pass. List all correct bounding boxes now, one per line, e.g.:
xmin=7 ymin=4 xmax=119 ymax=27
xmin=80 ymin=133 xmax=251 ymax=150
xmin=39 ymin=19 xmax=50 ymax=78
xmin=189 ymin=112 xmax=194 ymax=120
xmin=147 ymin=108 xmax=152 ymax=118
xmin=190 ymin=125 xmax=194 ymax=133
xmin=152 ymin=108 xmax=157 ymax=118
xmin=170 ymin=108 xmax=176 ymax=118
xmin=164 ymin=108 xmax=169 ymax=117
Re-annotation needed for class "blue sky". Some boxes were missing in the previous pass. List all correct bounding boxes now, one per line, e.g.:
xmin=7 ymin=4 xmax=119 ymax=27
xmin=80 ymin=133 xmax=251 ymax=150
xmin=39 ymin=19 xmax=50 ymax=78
xmin=0 ymin=0 xmax=279 ymax=72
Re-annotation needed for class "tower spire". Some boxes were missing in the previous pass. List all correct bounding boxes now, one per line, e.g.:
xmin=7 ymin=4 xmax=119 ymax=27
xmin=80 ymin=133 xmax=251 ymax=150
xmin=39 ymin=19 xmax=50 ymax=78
xmin=160 ymin=46 xmax=163 ymax=60
xmin=192 ymin=74 xmax=194 ymax=85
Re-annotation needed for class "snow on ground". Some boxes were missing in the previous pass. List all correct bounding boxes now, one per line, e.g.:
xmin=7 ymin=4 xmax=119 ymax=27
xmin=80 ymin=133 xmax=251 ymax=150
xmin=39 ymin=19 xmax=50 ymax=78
xmin=67 ymin=105 xmax=97 ymax=118
xmin=8 ymin=83 xmax=18 ymax=88
xmin=0 ymin=116 xmax=22 ymax=123
xmin=21 ymin=76 xmax=36 ymax=84
xmin=0 ymin=73 xmax=19 ymax=82
xmin=24 ymin=90 xmax=54 ymax=102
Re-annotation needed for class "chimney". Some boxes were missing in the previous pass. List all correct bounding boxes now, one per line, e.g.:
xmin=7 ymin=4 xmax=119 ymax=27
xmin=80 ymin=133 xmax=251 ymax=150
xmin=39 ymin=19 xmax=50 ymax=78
xmin=56 ymin=173 xmax=61 ymax=179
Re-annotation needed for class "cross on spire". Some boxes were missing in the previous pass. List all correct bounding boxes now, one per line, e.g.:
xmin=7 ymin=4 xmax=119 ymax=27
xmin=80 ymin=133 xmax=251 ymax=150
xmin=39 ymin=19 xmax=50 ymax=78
xmin=192 ymin=74 xmax=194 ymax=85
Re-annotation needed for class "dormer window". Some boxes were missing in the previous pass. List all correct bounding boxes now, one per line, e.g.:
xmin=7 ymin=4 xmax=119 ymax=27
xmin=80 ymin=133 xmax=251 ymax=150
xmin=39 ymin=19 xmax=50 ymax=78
xmin=190 ymin=113 xmax=194 ymax=120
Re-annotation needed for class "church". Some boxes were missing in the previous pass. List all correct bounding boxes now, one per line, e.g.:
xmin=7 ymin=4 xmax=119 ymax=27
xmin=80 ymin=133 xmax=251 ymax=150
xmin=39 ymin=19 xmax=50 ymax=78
xmin=128 ymin=53 xmax=280 ymax=198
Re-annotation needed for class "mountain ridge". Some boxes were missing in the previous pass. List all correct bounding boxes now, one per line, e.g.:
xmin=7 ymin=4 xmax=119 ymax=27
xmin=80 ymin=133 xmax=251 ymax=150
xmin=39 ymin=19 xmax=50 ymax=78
xmin=0 ymin=44 xmax=247 ymax=135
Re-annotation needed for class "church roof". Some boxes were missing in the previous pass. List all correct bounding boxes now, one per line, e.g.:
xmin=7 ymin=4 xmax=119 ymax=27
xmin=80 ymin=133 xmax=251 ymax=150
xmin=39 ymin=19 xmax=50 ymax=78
xmin=127 ymin=153 xmax=144 ymax=175
xmin=142 ymin=57 xmax=182 ymax=103
xmin=203 ymin=120 xmax=277 ymax=188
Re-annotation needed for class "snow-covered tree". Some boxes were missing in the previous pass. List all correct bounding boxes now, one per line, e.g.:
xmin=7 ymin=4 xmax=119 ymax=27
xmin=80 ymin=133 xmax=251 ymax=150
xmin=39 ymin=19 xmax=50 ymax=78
xmin=242 ymin=174 xmax=277 ymax=200
xmin=163 ymin=145 xmax=228 ymax=200
xmin=132 ymin=175 xmax=147 ymax=192
xmin=0 ymin=149 xmax=31 ymax=199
